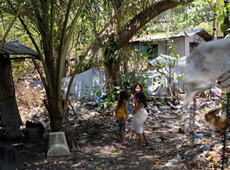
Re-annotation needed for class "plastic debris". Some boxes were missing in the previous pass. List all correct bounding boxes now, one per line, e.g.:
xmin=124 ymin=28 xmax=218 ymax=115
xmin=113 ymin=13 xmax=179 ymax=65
xmin=194 ymin=133 xmax=204 ymax=138
xmin=158 ymin=115 xmax=177 ymax=119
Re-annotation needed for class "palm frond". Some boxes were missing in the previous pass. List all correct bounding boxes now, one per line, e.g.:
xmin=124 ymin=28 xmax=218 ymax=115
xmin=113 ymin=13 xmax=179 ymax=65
xmin=0 ymin=0 xmax=26 ymax=48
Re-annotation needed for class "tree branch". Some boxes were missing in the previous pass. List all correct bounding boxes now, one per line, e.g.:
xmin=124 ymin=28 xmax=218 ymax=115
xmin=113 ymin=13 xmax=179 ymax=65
xmin=86 ymin=0 xmax=194 ymax=57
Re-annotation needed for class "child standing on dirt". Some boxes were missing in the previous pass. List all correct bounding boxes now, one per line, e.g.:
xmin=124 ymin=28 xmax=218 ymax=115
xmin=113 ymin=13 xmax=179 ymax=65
xmin=131 ymin=92 xmax=149 ymax=149
xmin=116 ymin=90 xmax=129 ymax=145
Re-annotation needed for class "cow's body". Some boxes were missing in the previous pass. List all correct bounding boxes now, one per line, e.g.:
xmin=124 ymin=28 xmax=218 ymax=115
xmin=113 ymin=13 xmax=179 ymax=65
xmin=184 ymin=38 xmax=230 ymax=108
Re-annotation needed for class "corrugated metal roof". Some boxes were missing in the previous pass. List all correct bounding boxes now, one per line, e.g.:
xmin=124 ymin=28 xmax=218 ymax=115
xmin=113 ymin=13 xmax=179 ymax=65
xmin=0 ymin=96 xmax=23 ymax=132
xmin=130 ymin=28 xmax=212 ymax=42
xmin=0 ymin=41 xmax=39 ymax=59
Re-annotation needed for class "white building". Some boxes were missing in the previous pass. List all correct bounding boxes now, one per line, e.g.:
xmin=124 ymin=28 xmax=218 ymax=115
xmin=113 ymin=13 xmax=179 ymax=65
xmin=130 ymin=28 xmax=212 ymax=59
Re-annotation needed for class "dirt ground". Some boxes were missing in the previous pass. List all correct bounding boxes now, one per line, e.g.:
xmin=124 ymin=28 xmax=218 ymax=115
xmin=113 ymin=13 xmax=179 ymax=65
xmin=3 ymin=105 xmax=230 ymax=170
xmin=1 ymin=80 xmax=230 ymax=170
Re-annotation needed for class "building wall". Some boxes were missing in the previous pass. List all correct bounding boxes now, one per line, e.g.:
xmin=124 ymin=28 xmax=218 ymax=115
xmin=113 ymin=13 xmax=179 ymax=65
xmin=157 ymin=35 xmax=206 ymax=58
xmin=189 ymin=34 xmax=206 ymax=44
xmin=157 ymin=41 xmax=167 ymax=55
xmin=172 ymin=37 xmax=185 ymax=57
xmin=130 ymin=33 xmax=207 ymax=60
xmin=157 ymin=37 xmax=186 ymax=57
xmin=184 ymin=36 xmax=190 ymax=57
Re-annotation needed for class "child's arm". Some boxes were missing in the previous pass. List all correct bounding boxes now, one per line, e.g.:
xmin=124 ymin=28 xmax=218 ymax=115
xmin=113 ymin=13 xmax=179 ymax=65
xmin=115 ymin=106 xmax=118 ymax=119
xmin=130 ymin=94 xmax=135 ymax=106
xmin=130 ymin=100 xmax=135 ymax=107
xmin=124 ymin=101 xmax=128 ymax=120
xmin=133 ymin=103 xmax=141 ymax=114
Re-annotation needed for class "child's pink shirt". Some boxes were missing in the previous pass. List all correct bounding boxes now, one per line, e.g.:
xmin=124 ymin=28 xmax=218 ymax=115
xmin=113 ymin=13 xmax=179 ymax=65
xmin=130 ymin=94 xmax=135 ymax=102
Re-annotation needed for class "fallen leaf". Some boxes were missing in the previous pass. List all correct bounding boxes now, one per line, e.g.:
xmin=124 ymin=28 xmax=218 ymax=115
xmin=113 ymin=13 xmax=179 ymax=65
xmin=80 ymin=139 xmax=86 ymax=144
xmin=211 ymin=152 xmax=222 ymax=164
xmin=156 ymin=160 xmax=160 ymax=165
xmin=112 ymin=152 xmax=119 ymax=156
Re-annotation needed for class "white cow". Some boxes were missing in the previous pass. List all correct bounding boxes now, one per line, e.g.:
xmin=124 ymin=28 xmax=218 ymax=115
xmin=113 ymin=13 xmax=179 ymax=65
xmin=184 ymin=38 xmax=230 ymax=108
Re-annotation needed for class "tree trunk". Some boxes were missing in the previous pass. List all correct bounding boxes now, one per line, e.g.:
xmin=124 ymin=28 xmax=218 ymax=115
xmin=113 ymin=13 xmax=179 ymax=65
xmin=168 ymin=67 xmax=172 ymax=96
xmin=104 ymin=58 xmax=121 ymax=89
xmin=103 ymin=39 xmax=121 ymax=92
xmin=64 ymin=58 xmax=71 ymax=77
xmin=43 ymin=96 xmax=79 ymax=151
xmin=212 ymin=3 xmax=218 ymax=40
xmin=224 ymin=0 xmax=230 ymax=37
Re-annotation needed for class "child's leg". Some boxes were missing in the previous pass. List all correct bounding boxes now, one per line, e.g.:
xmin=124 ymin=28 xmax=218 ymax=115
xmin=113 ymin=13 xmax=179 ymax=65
xmin=142 ymin=131 xmax=149 ymax=145
xmin=119 ymin=123 xmax=123 ymax=142
xmin=132 ymin=130 xmax=136 ymax=138
xmin=120 ymin=132 xmax=126 ymax=144
xmin=119 ymin=123 xmax=126 ymax=144
xmin=138 ymin=133 xmax=142 ymax=149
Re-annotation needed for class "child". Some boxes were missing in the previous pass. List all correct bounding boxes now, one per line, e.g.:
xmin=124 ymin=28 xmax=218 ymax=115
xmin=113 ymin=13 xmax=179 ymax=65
xmin=130 ymin=83 xmax=143 ymax=108
xmin=131 ymin=92 xmax=149 ymax=149
xmin=116 ymin=90 xmax=129 ymax=145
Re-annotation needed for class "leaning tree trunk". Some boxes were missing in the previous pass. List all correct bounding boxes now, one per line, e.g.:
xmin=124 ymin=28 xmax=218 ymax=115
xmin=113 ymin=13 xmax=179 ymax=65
xmin=212 ymin=2 xmax=218 ymax=40
xmin=103 ymin=40 xmax=121 ymax=95
xmin=224 ymin=0 xmax=230 ymax=37
xmin=104 ymin=57 xmax=121 ymax=90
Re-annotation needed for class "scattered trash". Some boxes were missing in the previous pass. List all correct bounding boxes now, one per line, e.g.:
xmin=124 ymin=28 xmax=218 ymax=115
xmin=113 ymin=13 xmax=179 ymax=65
xmin=39 ymin=118 xmax=48 ymax=130
xmin=160 ymin=105 xmax=171 ymax=111
xmin=75 ymin=116 xmax=82 ymax=123
xmin=158 ymin=115 xmax=177 ymax=119
xmin=155 ymin=138 xmax=162 ymax=143
xmin=176 ymin=143 xmax=182 ymax=149
xmin=13 ymin=80 xmax=229 ymax=169
xmin=29 ymin=110 xmax=37 ymax=118
xmin=90 ymin=112 xmax=98 ymax=117
xmin=194 ymin=133 xmax=204 ymax=138
xmin=129 ymin=161 xmax=139 ymax=165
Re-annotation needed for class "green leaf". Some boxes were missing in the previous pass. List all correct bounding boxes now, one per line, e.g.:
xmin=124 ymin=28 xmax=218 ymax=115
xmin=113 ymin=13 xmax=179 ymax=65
xmin=213 ymin=8 xmax=220 ymax=12
xmin=112 ymin=152 xmax=119 ymax=156
xmin=221 ymin=23 xmax=226 ymax=33
xmin=218 ymin=15 xmax=224 ymax=22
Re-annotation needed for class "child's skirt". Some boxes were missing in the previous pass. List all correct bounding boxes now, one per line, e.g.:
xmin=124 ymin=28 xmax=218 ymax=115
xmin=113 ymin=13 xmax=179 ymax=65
xmin=131 ymin=109 xmax=148 ymax=134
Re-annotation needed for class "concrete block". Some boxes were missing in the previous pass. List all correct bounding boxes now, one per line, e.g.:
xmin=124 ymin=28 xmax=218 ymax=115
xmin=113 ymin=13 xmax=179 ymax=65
xmin=47 ymin=132 xmax=70 ymax=157
xmin=0 ymin=145 xmax=24 ymax=170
